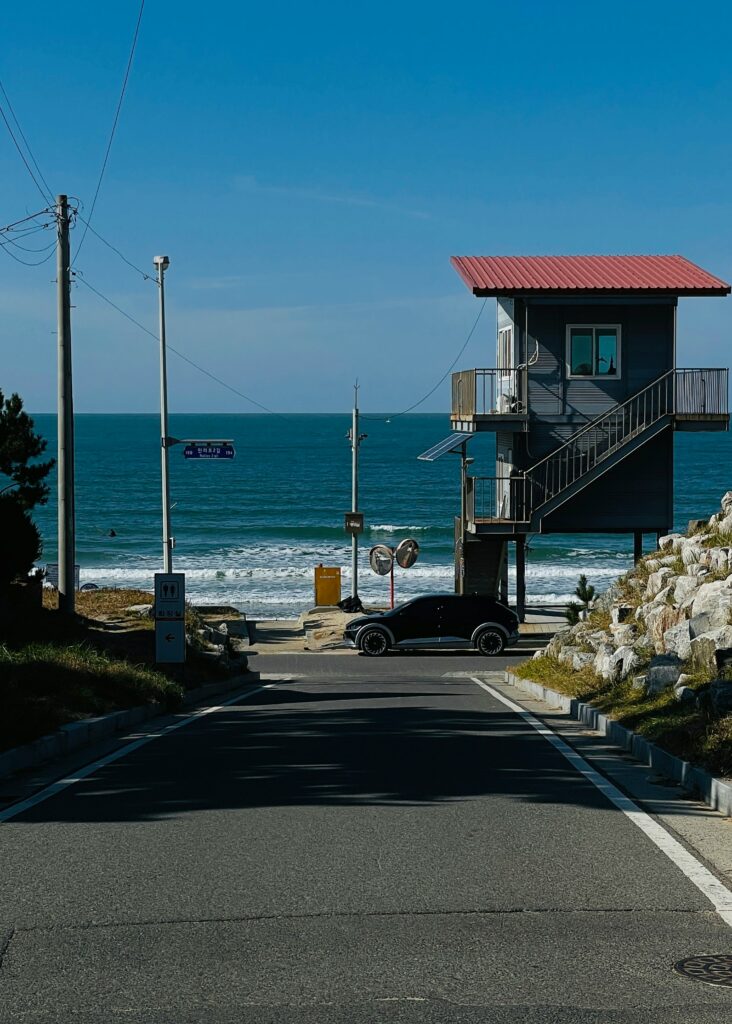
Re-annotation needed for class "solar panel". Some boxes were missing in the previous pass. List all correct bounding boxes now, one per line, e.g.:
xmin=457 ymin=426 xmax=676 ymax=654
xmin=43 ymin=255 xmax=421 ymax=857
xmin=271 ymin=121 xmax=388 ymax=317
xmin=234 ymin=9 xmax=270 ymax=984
xmin=417 ymin=432 xmax=475 ymax=462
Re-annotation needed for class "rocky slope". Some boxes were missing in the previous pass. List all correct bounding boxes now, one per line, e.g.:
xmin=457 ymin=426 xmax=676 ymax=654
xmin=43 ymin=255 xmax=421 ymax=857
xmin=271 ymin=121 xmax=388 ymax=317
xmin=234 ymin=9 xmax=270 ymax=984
xmin=543 ymin=490 xmax=732 ymax=716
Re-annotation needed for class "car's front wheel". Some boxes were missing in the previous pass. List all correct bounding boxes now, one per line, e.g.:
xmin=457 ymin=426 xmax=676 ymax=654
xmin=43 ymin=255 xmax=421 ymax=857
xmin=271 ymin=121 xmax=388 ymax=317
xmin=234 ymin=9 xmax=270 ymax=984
xmin=475 ymin=628 xmax=505 ymax=656
xmin=359 ymin=627 xmax=390 ymax=657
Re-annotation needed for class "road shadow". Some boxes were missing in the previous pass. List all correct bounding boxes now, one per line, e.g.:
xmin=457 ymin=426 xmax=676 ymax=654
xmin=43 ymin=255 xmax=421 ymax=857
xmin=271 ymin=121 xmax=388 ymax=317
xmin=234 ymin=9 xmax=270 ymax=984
xmin=16 ymin=681 xmax=624 ymax=823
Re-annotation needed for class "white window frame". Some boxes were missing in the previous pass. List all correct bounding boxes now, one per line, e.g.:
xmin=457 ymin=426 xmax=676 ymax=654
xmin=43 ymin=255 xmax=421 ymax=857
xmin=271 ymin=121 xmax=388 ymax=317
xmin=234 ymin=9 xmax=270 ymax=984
xmin=497 ymin=326 xmax=513 ymax=379
xmin=565 ymin=323 xmax=622 ymax=380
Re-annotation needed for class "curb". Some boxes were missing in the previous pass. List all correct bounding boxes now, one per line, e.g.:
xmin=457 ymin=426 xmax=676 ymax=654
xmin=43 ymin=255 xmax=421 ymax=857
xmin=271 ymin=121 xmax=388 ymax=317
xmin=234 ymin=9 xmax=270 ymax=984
xmin=505 ymin=670 xmax=732 ymax=818
xmin=0 ymin=670 xmax=261 ymax=781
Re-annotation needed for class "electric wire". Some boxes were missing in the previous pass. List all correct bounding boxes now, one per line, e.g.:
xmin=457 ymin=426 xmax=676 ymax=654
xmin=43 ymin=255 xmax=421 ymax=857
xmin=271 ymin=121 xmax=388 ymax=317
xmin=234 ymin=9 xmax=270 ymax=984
xmin=75 ymin=212 xmax=155 ymax=283
xmin=0 ymin=208 xmax=54 ymax=234
xmin=0 ymin=79 xmax=54 ymax=204
xmin=74 ymin=272 xmax=282 ymax=415
xmin=0 ymin=102 xmax=52 ymax=205
xmin=361 ymin=298 xmax=487 ymax=421
xmin=74 ymin=0 xmax=146 ymax=261
xmin=0 ymin=239 xmax=56 ymax=266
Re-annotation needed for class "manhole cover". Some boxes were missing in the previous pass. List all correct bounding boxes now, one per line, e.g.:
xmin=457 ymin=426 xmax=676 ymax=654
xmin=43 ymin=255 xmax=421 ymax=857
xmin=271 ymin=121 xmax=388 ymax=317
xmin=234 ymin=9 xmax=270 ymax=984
xmin=674 ymin=955 xmax=732 ymax=987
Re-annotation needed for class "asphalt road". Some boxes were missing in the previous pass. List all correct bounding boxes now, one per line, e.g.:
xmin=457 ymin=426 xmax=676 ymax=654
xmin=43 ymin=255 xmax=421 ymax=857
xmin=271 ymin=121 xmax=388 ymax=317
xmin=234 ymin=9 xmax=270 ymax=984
xmin=1 ymin=652 xmax=732 ymax=1023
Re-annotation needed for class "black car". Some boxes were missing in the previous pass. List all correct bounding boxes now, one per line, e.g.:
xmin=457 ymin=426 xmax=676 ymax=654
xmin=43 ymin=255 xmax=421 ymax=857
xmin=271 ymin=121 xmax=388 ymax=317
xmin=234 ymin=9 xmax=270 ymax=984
xmin=343 ymin=594 xmax=520 ymax=657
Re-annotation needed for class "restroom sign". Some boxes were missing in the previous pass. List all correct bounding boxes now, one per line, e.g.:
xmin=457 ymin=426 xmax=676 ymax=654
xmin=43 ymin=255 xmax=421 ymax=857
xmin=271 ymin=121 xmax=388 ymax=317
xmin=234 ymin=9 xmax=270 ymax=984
xmin=154 ymin=572 xmax=186 ymax=620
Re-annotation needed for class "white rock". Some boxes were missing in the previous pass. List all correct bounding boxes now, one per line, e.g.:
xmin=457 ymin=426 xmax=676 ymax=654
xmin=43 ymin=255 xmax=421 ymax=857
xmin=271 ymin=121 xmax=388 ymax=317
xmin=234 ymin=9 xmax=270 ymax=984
xmin=690 ymin=625 xmax=732 ymax=675
xmin=690 ymin=578 xmax=732 ymax=620
xmin=645 ymin=602 xmax=686 ymax=652
xmin=663 ymin=620 xmax=692 ymax=661
xmin=611 ymin=645 xmax=641 ymax=681
xmin=672 ymin=575 xmax=701 ymax=607
xmin=718 ymin=511 xmax=732 ymax=534
xmin=611 ymin=604 xmax=634 ymax=626
xmin=646 ymin=568 xmax=675 ymax=598
xmin=721 ymin=491 xmax=732 ymax=514
xmin=609 ymin=624 xmax=637 ymax=646
xmin=645 ymin=654 xmax=683 ymax=693
xmin=658 ymin=533 xmax=683 ymax=551
xmin=572 ymin=652 xmax=596 ymax=671
xmin=686 ymin=564 xmax=710 ymax=578
xmin=681 ymin=543 xmax=702 ymax=567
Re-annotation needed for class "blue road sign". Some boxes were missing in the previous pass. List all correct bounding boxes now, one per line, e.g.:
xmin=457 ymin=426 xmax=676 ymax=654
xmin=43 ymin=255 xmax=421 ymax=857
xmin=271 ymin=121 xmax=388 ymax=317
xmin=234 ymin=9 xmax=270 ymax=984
xmin=183 ymin=444 xmax=235 ymax=460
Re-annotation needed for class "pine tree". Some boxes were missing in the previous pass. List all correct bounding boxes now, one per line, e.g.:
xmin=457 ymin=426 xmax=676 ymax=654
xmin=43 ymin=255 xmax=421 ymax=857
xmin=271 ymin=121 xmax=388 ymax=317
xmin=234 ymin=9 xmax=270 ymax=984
xmin=574 ymin=574 xmax=596 ymax=614
xmin=564 ymin=601 xmax=582 ymax=626
xmin=0 ymin=390 xmax=54 ymax=510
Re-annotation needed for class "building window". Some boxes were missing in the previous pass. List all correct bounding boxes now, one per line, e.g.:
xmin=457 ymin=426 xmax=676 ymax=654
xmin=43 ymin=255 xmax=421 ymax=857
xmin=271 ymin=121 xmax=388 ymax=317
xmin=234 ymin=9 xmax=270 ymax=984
xmin=497 ymin=327 xmax=512 ymax=377
xmin=566 ymin=325 xmax=620 ymax=378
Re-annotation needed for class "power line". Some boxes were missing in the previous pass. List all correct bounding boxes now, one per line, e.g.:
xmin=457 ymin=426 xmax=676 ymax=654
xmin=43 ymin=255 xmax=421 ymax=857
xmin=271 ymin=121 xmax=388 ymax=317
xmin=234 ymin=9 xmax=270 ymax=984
xmin=74 ymin=0 xmax=146 ymax=260
xmin=74 ymin=272 xmax=282 ymax=415
xmin=0 ymin=101 xmax=52 ymax=205
xmin=0 ymin=79 xmax=54 ymax=204
xmin=75 ymin=212 xmax=155 ymax=283
xmin=361 ymin=298 xmax=488 ymax=421
xmin=0 ymin=237 xmax=56 ymax=267
xmin=0 ymin=208 xmax=54 ymax=234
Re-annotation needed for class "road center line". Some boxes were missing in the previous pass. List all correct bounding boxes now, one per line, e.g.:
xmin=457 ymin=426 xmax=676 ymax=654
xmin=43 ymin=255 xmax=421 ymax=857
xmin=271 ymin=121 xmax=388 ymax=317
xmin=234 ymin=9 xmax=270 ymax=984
xmin=0 ymin=682 xmax=277 ymax=824
xmin=471 ymin=676 xmax=732 ymax=929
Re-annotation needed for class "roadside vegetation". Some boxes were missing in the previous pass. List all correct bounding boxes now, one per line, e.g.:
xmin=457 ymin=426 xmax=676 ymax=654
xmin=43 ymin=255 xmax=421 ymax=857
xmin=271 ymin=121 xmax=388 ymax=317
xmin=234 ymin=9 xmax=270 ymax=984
xmin=515 ymin=653 xmax=732 ymax=777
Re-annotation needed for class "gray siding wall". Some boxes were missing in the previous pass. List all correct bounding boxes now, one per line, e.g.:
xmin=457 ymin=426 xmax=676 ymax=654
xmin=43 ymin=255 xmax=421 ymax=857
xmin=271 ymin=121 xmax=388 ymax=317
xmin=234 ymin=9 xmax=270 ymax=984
xmin=541 ymin=429 xmax=673 ymax=533
xmin=520 ymin=299 xmax=675 ymax=464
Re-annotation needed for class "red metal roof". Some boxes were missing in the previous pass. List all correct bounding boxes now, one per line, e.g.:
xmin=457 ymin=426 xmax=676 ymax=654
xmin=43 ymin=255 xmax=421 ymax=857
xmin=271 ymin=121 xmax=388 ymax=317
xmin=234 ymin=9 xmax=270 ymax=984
xmin=451 ymin=255 xmax=731 ymax=296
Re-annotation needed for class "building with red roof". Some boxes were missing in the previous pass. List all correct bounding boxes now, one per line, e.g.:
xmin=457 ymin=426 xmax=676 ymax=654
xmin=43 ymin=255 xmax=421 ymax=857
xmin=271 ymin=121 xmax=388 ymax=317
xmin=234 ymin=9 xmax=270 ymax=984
xmin=420 ymin=254 xmax=730 ymax=621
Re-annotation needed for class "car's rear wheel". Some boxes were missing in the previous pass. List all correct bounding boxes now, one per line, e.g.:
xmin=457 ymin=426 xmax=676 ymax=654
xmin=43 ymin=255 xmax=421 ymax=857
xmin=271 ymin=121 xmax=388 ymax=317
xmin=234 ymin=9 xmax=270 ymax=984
xmin=359 ymin=627 xmax=390 ymax=657
xmin=475 ymin=628 xmax=505 ymax=656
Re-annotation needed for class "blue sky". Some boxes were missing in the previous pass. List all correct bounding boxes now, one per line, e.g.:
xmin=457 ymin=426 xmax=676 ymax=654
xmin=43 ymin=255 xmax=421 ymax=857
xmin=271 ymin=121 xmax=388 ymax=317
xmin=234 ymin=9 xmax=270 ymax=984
xmin=2 ymin=0 xmax=731 ymax=413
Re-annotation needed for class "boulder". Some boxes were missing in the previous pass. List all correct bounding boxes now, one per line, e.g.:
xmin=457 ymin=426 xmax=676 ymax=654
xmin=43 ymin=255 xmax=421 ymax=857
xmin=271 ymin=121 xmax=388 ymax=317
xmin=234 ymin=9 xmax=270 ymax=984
xmin=610 ymin=645 xmax=641 ymax=681
xmin=558 ymin=645 xmax=582 ymax=667
xmin=687 ymin=519 xmax=709 ymax=535
xmin=609 ymin=623 xmax=637 ymax=646
xmin=690 ymin=579 xmax=732 ymax=621
xmin=646 ymin=568 xmax=675 ymax=598
xmin=644 ymin=602 xmax=686 ymax=652
xmin=674 ymin=685 xmax=696 ymax=703
xmin=125 ymin=603 xmax=154 ymax=618
xmin=644 ymin=559 xmax=662 ymax=572
xmin=708 ymin=548 xmax=731 ymax=574
xmin=662 ymin=620 xmax=693 ymax=661
xmin=721 ymin=491 xmax=732 ymax=515
xmin=571 ymin=651 xmax=596 ymax=671
xmin=681 ymin=543 xmax=703 ymax=567
xmin=593 ymin=644 xmax=618 ymax=681
xmin=686 ymin=564 xmax=710 ymax=578
xmin=672 ymin=575 xmax=701 ymax=608
xmin=658 ymin=533 xmax=684 ymax=551
xmin=710 ymin=680 xmax=732 ymax=715
xmin=645 ymin=654 xmax=684 ymax=694
xmin=690 ymin=626 xmax=732 ymax=676
xmin=632 ymin=675 xmax=647 ymax=692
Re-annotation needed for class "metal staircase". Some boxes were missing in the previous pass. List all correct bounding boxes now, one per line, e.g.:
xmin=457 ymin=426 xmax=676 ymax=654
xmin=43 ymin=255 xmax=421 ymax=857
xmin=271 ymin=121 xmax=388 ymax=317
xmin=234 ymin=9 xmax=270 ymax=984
xmin=468 ymin=368 xmax=728 ymax=532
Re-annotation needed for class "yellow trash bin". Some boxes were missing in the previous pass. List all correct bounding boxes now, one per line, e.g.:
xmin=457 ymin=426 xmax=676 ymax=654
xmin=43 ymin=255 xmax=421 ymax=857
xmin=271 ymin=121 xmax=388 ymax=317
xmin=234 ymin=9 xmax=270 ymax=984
xmin=314 ymin=565 xmax=341 ymax=606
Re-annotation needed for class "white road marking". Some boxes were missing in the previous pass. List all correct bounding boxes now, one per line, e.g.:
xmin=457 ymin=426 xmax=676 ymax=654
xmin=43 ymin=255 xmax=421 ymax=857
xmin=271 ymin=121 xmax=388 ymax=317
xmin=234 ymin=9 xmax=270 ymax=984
xmin=0 ymin=682 xmax=276 ymax=824
xmin=471 ymin=677 xmax=732 ymax=929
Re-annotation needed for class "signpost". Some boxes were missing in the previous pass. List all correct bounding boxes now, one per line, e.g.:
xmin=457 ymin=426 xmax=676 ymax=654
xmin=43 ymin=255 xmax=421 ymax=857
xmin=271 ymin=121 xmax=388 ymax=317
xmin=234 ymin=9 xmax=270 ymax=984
xmin=344 ymin=512 xmax=364 ymax=535
xmin=154 ymin=571 xmax=186 ymax=663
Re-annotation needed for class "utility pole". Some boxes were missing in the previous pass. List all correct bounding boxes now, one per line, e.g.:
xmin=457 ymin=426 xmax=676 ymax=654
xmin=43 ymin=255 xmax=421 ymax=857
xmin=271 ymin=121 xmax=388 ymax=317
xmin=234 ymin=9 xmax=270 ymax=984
xmin=154 ymin=255 xmax=172 ymax=572
xmin=56 ymin=195 xmax=75 ymax=615
xmin=348 ymin=384 xmax=367 ymax=601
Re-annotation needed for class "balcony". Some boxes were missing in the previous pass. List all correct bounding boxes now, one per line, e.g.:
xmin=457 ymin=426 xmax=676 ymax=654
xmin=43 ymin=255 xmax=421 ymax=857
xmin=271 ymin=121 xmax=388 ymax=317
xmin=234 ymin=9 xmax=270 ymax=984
xmin=465 ymin=475 xmax=529 ymax=534
xmin=451 ymin=368 xmax=528 ymax=432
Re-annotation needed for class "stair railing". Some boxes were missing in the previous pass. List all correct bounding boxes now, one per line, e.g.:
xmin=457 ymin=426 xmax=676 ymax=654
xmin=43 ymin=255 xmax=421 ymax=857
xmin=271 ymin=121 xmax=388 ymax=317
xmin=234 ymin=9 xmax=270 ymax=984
xmin=522 ymin=369 xmax=677 ymax=519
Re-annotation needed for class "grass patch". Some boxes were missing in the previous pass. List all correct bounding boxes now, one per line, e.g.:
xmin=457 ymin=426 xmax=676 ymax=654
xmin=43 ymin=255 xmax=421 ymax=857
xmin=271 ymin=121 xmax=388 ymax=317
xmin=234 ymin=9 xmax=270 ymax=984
xmin=0 ymin=641 xmax=183 ymax=751
xmin=702 ymin=530 xmax=732 ymax=548
xmin=513 ymin=654 xmax=605 ymax=699
xmin=43 ymin=587 xmax=153 ymax=618
xmin=515 ymin=657 xmax=732 ymax=778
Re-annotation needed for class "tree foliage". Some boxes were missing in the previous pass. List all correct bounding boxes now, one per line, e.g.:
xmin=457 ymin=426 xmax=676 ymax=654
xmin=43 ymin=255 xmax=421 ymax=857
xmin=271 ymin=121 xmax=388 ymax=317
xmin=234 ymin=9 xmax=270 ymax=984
xmin=0 ymin=496 xmax=42 ymax=588
xmin=564 ymin=601 xmax=582 ymax=626
xmin=0 ymin=390 xmax=54 ymax=510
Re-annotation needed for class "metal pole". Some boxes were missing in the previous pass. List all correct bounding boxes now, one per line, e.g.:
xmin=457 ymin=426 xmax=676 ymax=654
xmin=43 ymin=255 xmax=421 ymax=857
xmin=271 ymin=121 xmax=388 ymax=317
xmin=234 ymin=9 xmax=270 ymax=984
xmin=390 ymin=558 xmax=395 ymax=609
xmin=155 ymin=256 xmax=172 ymax=572
xmin=56 ymin=195 xmax=75 ymax=615
xmin=351 ymin=384 xmax=359 ymax=600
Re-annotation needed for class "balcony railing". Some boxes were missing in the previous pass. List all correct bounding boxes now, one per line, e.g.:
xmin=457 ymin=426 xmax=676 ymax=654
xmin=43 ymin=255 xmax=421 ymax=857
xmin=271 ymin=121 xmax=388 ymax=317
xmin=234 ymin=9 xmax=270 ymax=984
xmin=452 ymin=368 xmax=526 ymax=420
xmin=675 ymin=368 xmax=729 ymax=415
xmin=463 ymin=368 xmax=728 ymax=526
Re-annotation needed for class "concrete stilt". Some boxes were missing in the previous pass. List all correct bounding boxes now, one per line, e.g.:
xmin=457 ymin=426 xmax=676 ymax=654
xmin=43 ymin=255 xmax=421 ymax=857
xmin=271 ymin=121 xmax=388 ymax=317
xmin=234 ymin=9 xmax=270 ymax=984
xmin=633 ymin=531 xmax=643 ymax=564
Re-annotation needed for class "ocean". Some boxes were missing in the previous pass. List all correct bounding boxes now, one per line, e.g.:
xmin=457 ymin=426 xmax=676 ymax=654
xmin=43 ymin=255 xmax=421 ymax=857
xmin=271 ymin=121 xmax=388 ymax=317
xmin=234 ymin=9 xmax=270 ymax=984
xmin=30 ymin=414 xmax=730 ymax=619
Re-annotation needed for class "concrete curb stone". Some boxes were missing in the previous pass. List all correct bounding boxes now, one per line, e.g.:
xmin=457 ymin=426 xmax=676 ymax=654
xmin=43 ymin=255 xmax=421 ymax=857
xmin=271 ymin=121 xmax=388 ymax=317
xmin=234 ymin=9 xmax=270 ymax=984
xmin=0 ymin=670 xmax=260 ymax=780
xmin=505 ymin=670 xmax=732 ymax=818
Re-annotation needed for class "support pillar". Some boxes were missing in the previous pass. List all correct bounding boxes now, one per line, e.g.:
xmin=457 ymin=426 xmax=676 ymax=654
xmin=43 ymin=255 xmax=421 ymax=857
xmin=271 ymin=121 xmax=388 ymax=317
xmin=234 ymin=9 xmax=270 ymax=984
xmin=515 ymin=535 xmax=526 ymax=623
xmin=633 ymin=531 xmax=643 ymax=564
xmin=499 ymin=553 xmax=509 ymax=605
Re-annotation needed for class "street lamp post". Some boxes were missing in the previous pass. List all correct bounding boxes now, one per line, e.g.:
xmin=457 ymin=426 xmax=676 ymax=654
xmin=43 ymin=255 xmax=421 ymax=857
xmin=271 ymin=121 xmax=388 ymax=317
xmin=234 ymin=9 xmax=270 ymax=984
xmin=154 ymin=255 xmax=172 ymax=573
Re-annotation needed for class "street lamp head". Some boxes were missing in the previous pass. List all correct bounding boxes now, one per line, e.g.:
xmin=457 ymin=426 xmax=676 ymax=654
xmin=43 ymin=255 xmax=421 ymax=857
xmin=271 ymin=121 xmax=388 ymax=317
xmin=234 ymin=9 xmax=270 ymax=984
xmin=153 ymin=255 xmax=170 ymax=272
